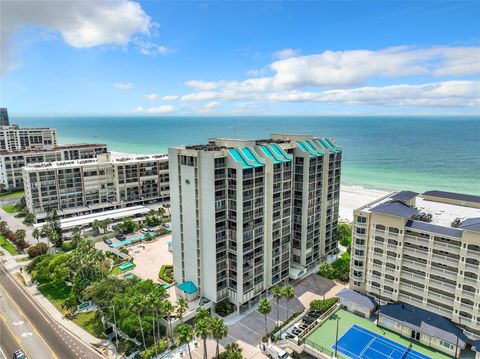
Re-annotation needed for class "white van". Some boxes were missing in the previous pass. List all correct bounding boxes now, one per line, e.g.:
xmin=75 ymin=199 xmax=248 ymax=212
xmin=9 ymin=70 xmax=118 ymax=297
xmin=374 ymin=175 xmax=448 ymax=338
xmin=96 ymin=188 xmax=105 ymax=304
xmin=265 ymin=345 xmax=291 ymax=359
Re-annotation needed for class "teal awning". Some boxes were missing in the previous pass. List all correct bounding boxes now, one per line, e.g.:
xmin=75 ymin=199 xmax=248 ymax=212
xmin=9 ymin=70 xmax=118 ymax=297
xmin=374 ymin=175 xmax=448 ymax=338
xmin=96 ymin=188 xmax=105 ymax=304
xmin=176 ymin=281 xmax=199 ymax=294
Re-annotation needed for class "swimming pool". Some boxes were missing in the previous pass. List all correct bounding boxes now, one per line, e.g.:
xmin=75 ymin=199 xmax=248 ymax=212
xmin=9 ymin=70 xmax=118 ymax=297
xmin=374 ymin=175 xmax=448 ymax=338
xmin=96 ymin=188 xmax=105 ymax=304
xmin=108 ymin=234 xmax=145 ymax=248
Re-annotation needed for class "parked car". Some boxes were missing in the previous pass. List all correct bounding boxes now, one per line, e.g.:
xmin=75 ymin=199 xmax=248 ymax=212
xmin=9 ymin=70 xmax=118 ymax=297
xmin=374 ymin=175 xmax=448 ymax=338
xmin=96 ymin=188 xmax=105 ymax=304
xmin=115 ymin=232 xmax=126 ymax=240
xmin=12 ymin=350 xmax=26 ymax=359
xmin=265 ymin=345 xmax=291 ymax=359
xmin=103 ymin=238 xmax=112 ymax=245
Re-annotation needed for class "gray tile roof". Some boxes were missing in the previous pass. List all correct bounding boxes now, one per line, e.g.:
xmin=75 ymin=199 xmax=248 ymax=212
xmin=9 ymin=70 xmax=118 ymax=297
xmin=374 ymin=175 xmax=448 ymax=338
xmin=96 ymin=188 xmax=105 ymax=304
xmin=406 ymin=220 xmax=463 ymax=238
xmin=422 ymin=190 xmax=480 ymax=204
xmin=390 ymin=191 xmax=419 ymax=202
xmin=336 ymin=288 xmax=377 ymax=310
xmin=370 ymin=201 xmax=419 ymax=218
xmin=459 ymin=217 xmax=480 ymax=233
xmin=380 ymin=303 xmax=468 ymax=348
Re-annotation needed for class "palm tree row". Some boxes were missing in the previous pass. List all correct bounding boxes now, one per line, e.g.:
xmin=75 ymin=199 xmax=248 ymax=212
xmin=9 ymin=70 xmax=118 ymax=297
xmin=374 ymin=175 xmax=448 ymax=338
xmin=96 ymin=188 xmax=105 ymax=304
xmin=258 ymin=284 xmax=296 ymax=338
xmin=175 ymin=307 xmax=232 ymax=359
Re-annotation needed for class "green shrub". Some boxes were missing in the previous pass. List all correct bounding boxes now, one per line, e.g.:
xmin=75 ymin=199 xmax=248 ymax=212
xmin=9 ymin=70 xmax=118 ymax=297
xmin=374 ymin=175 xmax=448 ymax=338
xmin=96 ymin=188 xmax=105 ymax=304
xmin=27 ymin=243 xmax=48 ymax=258
xmin=158 ymin=264 xmax=174 ymax=283
xmin=309 ymin=297 xmax=338 ymax=313
xmin=318 ymin=252 xmax=350 ymax=282
xmin=142 ymin=339 xmax=168 ymax=359
xmin=61 ymin=241 xmax=77 ymax=252
xmin=215 ymin=300 xmax=235 ymax=317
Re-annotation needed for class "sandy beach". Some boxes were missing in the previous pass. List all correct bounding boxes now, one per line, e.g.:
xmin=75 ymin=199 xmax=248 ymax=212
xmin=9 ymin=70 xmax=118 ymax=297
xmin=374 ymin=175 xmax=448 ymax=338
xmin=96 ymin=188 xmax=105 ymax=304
xmin=339 ymin=185 xmax=390 ymax=222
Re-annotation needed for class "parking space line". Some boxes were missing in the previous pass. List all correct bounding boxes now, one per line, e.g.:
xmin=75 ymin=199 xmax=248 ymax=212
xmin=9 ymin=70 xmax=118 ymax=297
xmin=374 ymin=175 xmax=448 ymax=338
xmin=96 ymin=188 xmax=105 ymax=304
xmin=237 ymin=321 xmax=263 ymax=337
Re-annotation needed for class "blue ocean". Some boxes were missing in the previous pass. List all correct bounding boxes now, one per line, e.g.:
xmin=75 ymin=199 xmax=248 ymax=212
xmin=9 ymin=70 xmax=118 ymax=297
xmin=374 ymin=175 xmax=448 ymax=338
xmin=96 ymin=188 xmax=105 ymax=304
xmin=14 ymin=116 xmax=480 ymax=195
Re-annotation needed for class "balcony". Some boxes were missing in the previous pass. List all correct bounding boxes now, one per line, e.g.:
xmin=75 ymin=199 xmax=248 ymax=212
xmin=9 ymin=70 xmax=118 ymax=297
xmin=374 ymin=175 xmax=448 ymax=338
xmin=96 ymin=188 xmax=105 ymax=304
xmin=355 ymin=232 xmax=366 ymax=240
xmin=462 ymin=276 xmax=478 ymax=286
xmin=401 ymin=271 xmax=426 ymax=282
xmin=433 ymin=241 xmax=460 ymax=254
xmin=404 ymin=247 xmax=428 ymax=258
xmin=404 ymin=234 xmax=430 ymax=246
xmin=460 ymin=303 xmax=475 ymax=312
xmin=430 ymin=266 xmax=457 ymax=281
xmin=400 ymin=282 xmax=424 ymax=295
xmin=428 ymin=291 xmax=455 ymax=305
xmin=432 ymin=253 xmax=459 ymax=266
xmin=355 ymin=222 xmax=367 ymax=229
xmin=466 ymin=250 xmax=480 ymax=260
xmin=429 ymin=278 xmax=456 ymax=291
xmin=402 ymin=258 xmax=427 ymax=270
xmin=387 ymin=232 xmax=399 ymax=238
xmin=464 ymin=263 xmax=479 ymax=271
xmin=399 ymin=294 xmax=423 ymax=306
xmin=461 ymin=290 xmax=476 ymax=299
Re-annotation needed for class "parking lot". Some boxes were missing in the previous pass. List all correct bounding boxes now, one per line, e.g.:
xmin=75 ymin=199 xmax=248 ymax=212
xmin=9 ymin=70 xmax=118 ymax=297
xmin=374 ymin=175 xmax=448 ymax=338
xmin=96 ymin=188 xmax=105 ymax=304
xmin=222 ymin=274 xmax=344 ymax=346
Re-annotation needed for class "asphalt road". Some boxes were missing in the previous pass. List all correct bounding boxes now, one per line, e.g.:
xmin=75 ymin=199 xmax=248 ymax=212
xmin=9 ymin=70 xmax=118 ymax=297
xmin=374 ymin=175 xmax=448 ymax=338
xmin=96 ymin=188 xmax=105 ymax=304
xmin=0 ymin=262 xmax=105 ymax=359
xmin=0 ymin=316 xmax=19 ymax=359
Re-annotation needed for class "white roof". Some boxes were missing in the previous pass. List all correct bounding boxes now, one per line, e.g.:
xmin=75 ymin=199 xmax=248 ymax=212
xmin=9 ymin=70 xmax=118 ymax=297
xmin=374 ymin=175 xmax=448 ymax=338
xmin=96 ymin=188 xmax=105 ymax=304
xmin=34 ymin=205 xmax=150 ymax=230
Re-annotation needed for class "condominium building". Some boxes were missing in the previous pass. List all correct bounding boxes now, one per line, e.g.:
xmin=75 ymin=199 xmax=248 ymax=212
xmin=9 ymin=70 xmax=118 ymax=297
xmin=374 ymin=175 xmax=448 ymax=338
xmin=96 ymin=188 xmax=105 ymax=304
xmin=0 ymin=124 xmax=57 ymax=151
xmin=0 ymin=108 xmax=9 ymax=126
xmin=169 ymin=134 xmax=341 ymax=312
xmin=0 ymin=144 xmax=108 ymax=190
xmin=350 ymin=190 xmax=480 ymax=339
xmin=23 ymin=152 xmax=170 ymax=222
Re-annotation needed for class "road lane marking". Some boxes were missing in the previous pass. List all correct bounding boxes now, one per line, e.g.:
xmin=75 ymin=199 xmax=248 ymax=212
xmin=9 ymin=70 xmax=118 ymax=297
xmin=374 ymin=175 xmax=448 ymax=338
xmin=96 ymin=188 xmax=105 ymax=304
xmin=12 ymin=321 xmax=25 ymax=325
xmin=0 ymin=345 xmax=7 ymax=359
xmin=21 ymin=332 xmax=33 ymax=337
xmin=0 ymin=315 xmax=31 ymax=359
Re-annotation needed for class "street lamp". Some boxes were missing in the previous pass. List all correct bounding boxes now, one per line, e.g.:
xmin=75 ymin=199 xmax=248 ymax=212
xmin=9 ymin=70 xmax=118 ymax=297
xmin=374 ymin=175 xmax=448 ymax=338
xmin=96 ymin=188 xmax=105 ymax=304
xmin=334 ymin=317 xmax=340 ymax=358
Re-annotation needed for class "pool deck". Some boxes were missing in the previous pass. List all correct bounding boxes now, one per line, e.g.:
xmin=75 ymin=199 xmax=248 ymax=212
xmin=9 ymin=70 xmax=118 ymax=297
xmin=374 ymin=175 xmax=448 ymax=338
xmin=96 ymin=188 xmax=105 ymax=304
xmin=131 ymin=234 xmax=173 ymax=282
xmin=305 ymin=309 xmax=453 ymax=359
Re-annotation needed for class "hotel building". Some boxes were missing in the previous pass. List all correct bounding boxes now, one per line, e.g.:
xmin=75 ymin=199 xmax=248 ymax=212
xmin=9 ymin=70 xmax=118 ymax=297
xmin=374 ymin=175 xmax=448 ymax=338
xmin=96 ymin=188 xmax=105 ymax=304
xmin=0 ymin=124 xmax=57 ymax=151
xmin=0 ymin=108 xmax=9 ymax=126
xmin=169 ymin=134 xmax=341 ymax=312
xmin=23 ymin=152 xmax=170 ymax=222
xmin=0 ymin=144 xmax=108 ymax=190
xmin=350 ymin=190 xmax=480 ymax=339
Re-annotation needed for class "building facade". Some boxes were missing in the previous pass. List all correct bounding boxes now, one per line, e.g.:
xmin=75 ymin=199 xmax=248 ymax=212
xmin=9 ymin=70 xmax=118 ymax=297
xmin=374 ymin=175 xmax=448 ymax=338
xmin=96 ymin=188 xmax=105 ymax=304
xmin=169 ymin=134 xmax=341 ymax=312
xmin=0 ymin=144 xmax=108 ymax=190
xmin=0 ymin=108 xmax=9 ymax=126
xmin=0 ymin=125 xmax=57 ymax=151
xmin=23 ymin=152 xmax=170 ymax=222
xmin=350 ymin=190 xmax=480 ymax=340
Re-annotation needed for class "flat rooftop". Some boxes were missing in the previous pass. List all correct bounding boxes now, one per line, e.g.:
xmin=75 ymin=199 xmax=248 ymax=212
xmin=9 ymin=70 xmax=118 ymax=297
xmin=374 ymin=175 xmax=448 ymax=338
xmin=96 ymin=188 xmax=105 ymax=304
xmin=0 ymin=143 xmax=107 ymax=155
xmin=34 ymin=205 xmax=150 ymax=230
xmin=362 ymin=190 xmax=480 ymax=231
xmin=23 ymin=153 xmax=168 ymax=170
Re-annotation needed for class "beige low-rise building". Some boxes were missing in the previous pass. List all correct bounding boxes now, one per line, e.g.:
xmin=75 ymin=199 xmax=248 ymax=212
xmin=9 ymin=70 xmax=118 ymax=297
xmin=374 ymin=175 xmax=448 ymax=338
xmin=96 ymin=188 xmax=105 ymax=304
xmin=350 ymin=190 xmax=480 ymax=342
xmin=0 ymin=124 xmax=57 ymax=151
xmin=23 ymin=152 xmax=170 ymax=222
xmin=0 ymin=143 xmax=107 ymax=190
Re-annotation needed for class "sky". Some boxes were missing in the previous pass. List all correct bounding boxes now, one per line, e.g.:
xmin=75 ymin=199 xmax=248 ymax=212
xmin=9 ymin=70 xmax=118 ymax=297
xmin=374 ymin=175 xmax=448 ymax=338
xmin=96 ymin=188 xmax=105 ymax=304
xmin=1 ymin=0 xmax=479 ymax=116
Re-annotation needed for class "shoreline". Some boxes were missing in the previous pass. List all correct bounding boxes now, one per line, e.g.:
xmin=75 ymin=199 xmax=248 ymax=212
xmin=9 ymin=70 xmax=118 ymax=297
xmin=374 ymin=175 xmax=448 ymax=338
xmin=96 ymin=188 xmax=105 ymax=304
xmin=340 ymin=184 xmax=390 ymax=222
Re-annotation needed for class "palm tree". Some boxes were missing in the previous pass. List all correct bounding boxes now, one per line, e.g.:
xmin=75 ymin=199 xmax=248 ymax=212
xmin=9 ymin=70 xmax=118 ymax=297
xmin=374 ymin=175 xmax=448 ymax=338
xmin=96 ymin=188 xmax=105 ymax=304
xmin=272 ymin=285 xmax=283 ymax=326
xmin=161 ymin=300 xmax=175 ymax=340
xmin=195 ymin=319 xmax=210 ymax=359
xmin=32 ymin=227 xmax=41 ymax=244
xmin=176 ymin=297 xmax=188 ymax=323
xmin=222 ymin=342 xmax=243 ymax=359
xmin=258 ymin=298 xmax=272 ymax=339
xmin=71 ymin=226 xmax=82 ymax=244
xmin=282 ymin=285 xmax=295 ymax=322
xmin=101 ymin=219 xmax=112 ymax=233
xmin=210 ymin=317 xmax=228 ymax=358
xmin=91 ymin=219 xmax=100 ymax=235
xmin=176 ymin=324 xmax=194 ymax=359
xmin=195 ymin=307 xmax=210 ymax=321
xmin=129 ymin=295 xmax=147 ymax=352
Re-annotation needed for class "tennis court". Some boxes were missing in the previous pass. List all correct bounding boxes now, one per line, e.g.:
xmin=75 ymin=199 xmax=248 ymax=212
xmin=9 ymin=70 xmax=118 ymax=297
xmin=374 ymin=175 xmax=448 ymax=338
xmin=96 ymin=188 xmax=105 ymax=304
xmin=332 ymin=325 xmax=430 ymax=359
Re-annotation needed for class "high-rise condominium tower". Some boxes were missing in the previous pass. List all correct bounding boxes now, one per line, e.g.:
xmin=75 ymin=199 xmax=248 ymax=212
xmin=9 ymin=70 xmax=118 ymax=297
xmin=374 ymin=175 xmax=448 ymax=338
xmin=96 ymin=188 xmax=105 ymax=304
xmin=169 ymin=134 xmax=341 ymax=312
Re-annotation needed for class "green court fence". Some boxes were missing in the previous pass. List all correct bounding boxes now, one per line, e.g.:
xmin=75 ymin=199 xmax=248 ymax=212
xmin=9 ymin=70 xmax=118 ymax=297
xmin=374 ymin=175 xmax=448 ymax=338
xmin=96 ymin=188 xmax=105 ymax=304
xmin=303 ymin=339 xmax=349 ymax=359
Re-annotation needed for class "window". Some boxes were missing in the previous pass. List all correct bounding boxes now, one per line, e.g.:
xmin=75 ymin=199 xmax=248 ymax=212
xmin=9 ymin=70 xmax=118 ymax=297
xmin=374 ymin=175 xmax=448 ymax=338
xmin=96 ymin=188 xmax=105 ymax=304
xmin=439 ymin=340 xmax=454 ymax=350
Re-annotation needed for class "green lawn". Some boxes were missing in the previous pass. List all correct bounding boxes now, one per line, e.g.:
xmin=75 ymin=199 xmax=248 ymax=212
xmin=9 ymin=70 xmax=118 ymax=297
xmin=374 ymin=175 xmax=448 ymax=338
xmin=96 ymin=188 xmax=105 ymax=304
xmin=0 ymin=235 xmax=18 ymax=254
xmin=305 ymin=309 xmax=452 ymax=359
xmin=110 ymin=263 xmax=136 ymax=275
xmin=37 ymin=281 xmax=72 ymax=314
xmin=0 ymin=191 xmax=24 ymax=199
xmin=2 ymin=204 xmax=19 ymax=213
xmin=71 ymin=311 xmax=106 ymax=339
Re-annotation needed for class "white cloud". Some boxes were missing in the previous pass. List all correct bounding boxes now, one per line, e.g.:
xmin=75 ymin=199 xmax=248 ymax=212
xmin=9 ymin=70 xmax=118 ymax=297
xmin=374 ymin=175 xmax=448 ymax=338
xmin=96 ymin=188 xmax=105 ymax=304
xmin=133 ymin=38 xmax=174 ymax=56
xmin=161 ymin=95 xmax=179 ymax=101
xmin=145 ymin=93 xmax=158 ymax=100
xmin=198 ymin=101 xmax=221 ymax=113
xmin=180 ymin=81 xmax=479 ymax=107
xmin=147 ymin=105 xmax=176 ymax=113
xmin=185 ymin=80 xmax=220 ymax=91
xmin=270 ymin=46 xmax=480 ymax=88
xmin=273 ymin=48 xmax=299 ymax=59
xmin=1 ymin=0 xmax=173 ymax=74
xmin=134 ymin=106 xmax=145 ymax=112
xmin=114 ymin=82 xmax=134 ymax=90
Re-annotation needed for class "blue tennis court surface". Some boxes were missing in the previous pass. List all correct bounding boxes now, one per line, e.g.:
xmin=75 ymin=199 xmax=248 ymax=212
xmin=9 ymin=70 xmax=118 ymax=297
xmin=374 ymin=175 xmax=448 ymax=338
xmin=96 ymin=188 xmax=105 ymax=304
xmin=332 ymin=325 xmax=431 ymax=359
